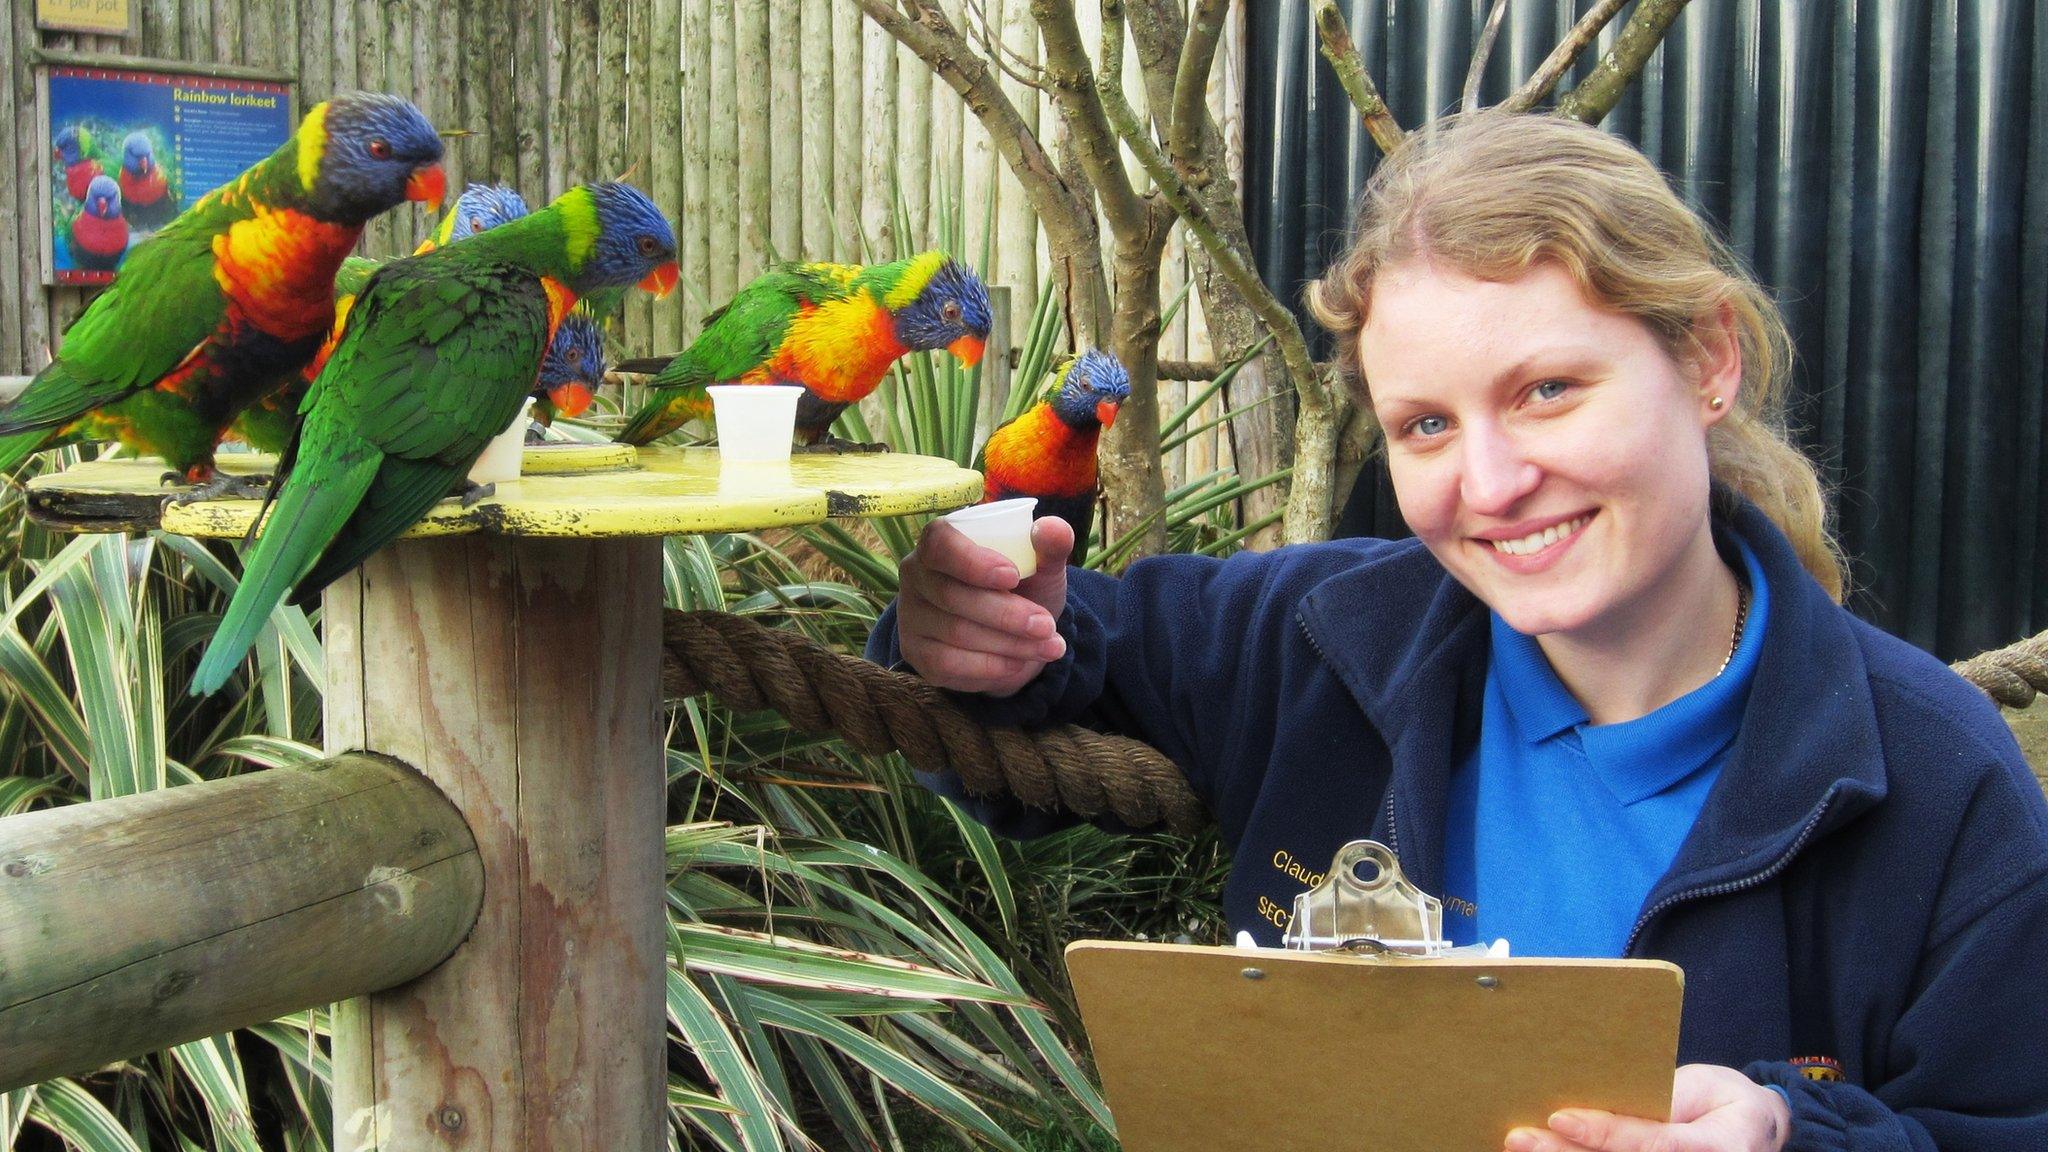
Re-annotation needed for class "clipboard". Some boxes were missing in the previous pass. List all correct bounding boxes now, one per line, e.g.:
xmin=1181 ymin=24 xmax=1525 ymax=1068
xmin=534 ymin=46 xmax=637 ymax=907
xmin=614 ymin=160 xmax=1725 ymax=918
xmin=1065 ymin=940 xmax=1683 ymax=1151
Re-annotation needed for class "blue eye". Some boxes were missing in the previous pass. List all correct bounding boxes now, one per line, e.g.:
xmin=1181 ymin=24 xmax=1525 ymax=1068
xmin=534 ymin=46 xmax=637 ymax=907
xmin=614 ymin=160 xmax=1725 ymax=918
xmin=1533 ymin=379 xmax=1570 ymax=401
xmin=1409 ymin=414 xmax=1449 ymax=438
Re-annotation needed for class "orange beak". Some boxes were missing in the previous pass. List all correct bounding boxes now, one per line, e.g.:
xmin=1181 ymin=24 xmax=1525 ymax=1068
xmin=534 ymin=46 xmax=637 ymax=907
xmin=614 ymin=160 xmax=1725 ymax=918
xmin=640 ymin=260 xmax=680 ymax=299
xmin=948 ymin=333 xmax=987 ymax=368
xmin=1096 ymin=400 xmax=1120 ymax=429
xmin=548 ymin=381 xmax=595 ymax=420
xmin=405 ymin=163 xmax=447 ymax=212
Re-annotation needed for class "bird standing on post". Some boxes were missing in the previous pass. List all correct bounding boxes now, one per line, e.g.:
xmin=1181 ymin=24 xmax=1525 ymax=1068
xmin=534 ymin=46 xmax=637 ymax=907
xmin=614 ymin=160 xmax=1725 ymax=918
xmin=0 ymin=93 xmax=447 ymax=497
xmin=226 ymin=182 xmax=605 ymax=454
xmin=188 ymin=182 xmax=679 ymax=696
xmin=613 ymin=252 xmax=992 ymax=449
xmin=979 ymin=348 xmax=1131 ymax=566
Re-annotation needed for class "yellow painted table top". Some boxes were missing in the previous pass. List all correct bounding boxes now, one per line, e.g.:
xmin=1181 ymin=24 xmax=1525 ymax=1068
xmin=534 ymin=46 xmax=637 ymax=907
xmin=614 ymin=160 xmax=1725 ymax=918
xmin=25 ymin=445 xmax=984 ymax=539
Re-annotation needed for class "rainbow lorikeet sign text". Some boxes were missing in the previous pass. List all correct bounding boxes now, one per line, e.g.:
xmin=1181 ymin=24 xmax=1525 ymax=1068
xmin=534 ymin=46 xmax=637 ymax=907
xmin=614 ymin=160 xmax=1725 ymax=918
xmin=40 ymin=65 xmax=292 ymax=285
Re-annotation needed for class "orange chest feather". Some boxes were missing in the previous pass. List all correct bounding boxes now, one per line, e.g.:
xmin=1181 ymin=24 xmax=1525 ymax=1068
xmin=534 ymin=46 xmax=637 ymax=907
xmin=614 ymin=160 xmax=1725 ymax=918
xmin=754 ymin=295 xmax=906 ymax=402
xmin=540 ymin=278 xmax=577 ymax=339
xmin=211 ymin=207 xmax=361 ymax=341
xmin=983 ymin=405 xmax=1100 ymax=498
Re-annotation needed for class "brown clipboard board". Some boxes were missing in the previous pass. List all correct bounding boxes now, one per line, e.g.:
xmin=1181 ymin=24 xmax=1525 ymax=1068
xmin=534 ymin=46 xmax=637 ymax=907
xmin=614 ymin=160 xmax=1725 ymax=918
xmin=1065 ymin=940 xmax=1683 ymax=1152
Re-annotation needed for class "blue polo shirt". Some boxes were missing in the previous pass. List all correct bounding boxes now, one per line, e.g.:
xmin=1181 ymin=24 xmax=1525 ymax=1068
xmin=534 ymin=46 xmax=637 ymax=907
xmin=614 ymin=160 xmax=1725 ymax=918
xmin=1442 ymin=539 xmax=1770 ymax=956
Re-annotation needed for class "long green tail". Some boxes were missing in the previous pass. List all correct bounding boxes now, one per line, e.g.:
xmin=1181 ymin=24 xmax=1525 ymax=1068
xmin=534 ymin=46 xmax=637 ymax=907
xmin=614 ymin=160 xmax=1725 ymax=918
xmin=0 ymin=429 xmax=54 ymax=477
xmin=189 ymin=430 xmax=381 ymax=696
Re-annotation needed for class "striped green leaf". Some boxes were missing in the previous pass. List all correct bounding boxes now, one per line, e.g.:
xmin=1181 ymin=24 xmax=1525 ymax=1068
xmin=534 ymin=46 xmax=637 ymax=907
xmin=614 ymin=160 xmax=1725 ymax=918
xmin=24 ymin=1078 xmax=141 ymax=1152
xmin=674 ymin=922 xmax=1023 ymax=1005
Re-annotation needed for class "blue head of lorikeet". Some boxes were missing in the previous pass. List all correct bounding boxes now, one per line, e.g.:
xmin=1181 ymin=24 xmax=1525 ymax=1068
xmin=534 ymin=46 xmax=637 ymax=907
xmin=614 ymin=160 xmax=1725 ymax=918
xmin=54 ymin=125 xmax=90 ymax=166
xmin=890 ymin=258 xmax=992 ymax=367
xmin=445 ymin=183 xmax=530 ymax=243
xmin=307 ymin=92 xmax=447 ymax=223
xmin=82 ymin=175 xmax=122 ymax=221
xmin=564 ymin=181 xmax=679 ymax=297
xmin=1051 ymin=347 xmax=1131 ymax=430
xmin=537 ymin=311 xmax=607 ymax=422
xmin=121 ymin=132 xmax=155 ymax=178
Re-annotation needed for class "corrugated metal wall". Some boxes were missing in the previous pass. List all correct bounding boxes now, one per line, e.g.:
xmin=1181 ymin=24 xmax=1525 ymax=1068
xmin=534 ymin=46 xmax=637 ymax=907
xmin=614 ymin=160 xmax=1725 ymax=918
xmin=1248 ymin=1 xmax=2047 ymax=661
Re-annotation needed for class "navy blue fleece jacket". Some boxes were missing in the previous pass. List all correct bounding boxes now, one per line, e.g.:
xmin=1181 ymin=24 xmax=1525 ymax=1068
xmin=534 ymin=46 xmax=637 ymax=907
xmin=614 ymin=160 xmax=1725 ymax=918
xmin=869 ymin=498 xmax=2048 ymax=1150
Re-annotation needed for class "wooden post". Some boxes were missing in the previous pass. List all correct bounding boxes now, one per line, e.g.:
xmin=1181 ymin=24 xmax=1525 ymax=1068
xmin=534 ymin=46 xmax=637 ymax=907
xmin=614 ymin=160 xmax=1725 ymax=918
xmin=325 ymin=534 xmax=666 ymax=1152
xmin=0 ymin=753 xmax=482 ymax=1092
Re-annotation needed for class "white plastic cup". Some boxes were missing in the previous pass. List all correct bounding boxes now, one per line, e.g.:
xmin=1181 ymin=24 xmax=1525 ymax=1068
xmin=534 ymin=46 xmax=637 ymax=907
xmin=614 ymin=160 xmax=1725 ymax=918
xmin=708 ymin=384 xmax=803 ymax=464
xmin=468 ymin=396 xmax=536 ymax=485
xmin=942 ymin=497 xmax=1039 ymax=579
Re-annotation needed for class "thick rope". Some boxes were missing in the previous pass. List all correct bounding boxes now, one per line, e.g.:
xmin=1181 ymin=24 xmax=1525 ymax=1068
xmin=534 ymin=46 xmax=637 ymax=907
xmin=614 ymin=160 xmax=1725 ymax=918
xmin=1952 ymin=629 xmax=2048 ymax=711
xmin=661 ymin=610 xmax=1209 ymax=834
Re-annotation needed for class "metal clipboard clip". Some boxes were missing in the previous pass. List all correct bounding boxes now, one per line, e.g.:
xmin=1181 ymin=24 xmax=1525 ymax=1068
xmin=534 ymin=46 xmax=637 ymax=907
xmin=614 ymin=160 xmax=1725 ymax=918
xmin=1282 ymin=840 xmax=1477 ymax=957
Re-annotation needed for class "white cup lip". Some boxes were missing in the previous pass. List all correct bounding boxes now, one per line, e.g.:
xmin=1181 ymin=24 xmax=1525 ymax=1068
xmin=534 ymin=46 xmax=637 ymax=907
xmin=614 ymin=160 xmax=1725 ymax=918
xmin=944 ymin=497 xmax=1037 ymax=525
xmin=707 ymin=383 xmax=805 ymax=399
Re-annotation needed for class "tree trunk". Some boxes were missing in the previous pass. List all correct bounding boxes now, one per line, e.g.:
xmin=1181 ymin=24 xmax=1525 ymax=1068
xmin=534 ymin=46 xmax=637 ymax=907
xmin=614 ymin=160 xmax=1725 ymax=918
xmin=1104 ymin=228 xmax=1171 ymax=561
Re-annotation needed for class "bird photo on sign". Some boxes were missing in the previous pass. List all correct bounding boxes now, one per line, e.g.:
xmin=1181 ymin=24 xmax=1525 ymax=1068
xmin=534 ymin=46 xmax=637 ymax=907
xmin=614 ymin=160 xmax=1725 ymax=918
xmin=40 ymin=64 xmax=291 ymax=286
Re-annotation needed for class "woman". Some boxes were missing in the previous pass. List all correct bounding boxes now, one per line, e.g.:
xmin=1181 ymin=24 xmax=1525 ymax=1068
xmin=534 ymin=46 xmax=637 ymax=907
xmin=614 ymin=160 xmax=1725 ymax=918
xmin=869 ymin=112 xmax=2048 ymax=1152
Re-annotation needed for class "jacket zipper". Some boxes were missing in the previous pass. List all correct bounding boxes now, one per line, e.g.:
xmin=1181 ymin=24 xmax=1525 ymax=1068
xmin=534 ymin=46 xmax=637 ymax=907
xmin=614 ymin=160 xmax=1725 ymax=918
xmin=1622 ymin=787 xmax=1838 ymax=957
xmin=1299 ymin=614 xmax=1401 ymax=859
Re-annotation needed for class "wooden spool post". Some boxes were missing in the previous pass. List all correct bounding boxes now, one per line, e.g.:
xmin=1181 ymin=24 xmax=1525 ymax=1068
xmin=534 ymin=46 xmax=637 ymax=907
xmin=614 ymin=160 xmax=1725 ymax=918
xmin=323 ymin=535 xmax=667 ymax=1152
xmin=25 ymin=445 xmax=987 ymax=1152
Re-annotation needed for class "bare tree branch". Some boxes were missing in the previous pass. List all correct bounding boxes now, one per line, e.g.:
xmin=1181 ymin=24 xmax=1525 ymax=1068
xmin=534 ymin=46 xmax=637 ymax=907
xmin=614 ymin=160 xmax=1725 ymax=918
xmin=1168 ymin=0 xmax=1229 ymax=171
xmin=1032 ymin=0 xmax=1152 ymax=240
xmin=963 ymin=0 xmax=1049 ymax=93
xmin=1095 ymin=66 xmax=1349 ymax=540
xmin=857 ymin=0 xmax=1108 ymax=343
xmin=1462 ymin=0 xmax=1511 ymax=113
xmin=1499 ymin=0 xmax=1630 ymax=112
xmin=1309 ymin=0 xmax=1404 ymax=155
xmin=1554 ymin=0 xmax=1691 ymax=124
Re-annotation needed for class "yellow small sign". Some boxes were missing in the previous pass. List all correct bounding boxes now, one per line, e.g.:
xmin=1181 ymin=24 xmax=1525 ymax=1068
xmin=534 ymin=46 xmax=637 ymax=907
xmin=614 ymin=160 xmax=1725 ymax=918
xmin=36 ymin=0 xmax=133 ymax=36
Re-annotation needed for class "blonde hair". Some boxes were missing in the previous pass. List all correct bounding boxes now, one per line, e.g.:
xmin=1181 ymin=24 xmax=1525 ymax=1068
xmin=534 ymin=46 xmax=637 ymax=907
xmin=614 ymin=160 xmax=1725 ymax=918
xmin=1307 ymin=111 xmax=1846 ymax=601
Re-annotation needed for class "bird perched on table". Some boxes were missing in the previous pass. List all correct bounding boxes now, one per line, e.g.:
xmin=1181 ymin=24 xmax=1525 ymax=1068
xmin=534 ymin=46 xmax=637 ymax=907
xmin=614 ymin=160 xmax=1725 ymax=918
xmin=417 ymin=181 xmax=530 ymax=252
xmin=53 ymin=126 xmax=103 ymax=201
xmin=0 ymin=92 xmax=446 ymax=494
xmin=188 ymin=181 xmax=678 ymax=696
xmin=227 ymin=182 xmax=542 ymax=454
xmin=118 ymin=132 xmax=177 ymax=230
xmin=612 ymin=251 xmax=991 ymax=448
xmin=532 ymin=309 xmax=607 ymax=427
xmin=66 ymin=176 xmax=129 ymax=272
xmin=980 ymin=348 xmax=1130 ymax=566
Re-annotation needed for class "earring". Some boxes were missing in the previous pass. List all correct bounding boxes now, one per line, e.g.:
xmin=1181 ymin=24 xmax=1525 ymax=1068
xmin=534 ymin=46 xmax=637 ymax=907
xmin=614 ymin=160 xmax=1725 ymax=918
xmin=1708 ymin=396 xmax=1726 ymax=410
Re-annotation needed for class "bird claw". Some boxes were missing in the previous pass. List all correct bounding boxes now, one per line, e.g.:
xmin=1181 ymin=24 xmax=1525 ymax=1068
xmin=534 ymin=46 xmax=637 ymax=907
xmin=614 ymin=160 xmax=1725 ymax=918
xmin=454 ymin=480 xmax=496 ymax=508
xmin=165 ymin=472 xmax=274 ymax=504
xmin=795 ymin=436 xmax=891 ymax=455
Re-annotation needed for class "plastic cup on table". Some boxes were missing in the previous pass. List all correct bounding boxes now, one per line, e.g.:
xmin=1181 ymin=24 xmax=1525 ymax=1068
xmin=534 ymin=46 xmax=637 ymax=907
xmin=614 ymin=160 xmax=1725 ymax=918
xmin=467 ymin=396 xmax=536 ymax=485
xmin=941 ymin=497 xmax=1039 ymax=580
xmin=708 ymin=384 xmax=803 ymax=465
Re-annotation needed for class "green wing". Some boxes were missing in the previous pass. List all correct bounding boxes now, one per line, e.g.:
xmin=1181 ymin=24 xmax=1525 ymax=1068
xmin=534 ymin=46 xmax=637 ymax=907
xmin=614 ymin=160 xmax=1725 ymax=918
xmin=189 ymin=257 xmax=547 ymax=695
xmin=288 ymin=259 xmax=550 ymax=600
xmin=616 ymin=264 xmax=841 ymax=445
xmin=0 ymin=198 xmax=243 ymax=433
xmin=332 ymin=256 xmax=383 ymax=302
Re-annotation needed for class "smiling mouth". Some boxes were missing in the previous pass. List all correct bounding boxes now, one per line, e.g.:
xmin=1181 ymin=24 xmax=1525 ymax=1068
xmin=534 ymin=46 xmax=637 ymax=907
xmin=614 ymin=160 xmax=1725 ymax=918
xmin=1488 ymin=514 xmax=1591 ymax=557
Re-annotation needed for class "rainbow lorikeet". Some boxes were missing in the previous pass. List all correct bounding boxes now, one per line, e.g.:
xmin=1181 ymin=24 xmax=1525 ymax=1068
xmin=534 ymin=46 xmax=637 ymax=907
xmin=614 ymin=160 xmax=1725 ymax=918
xmin=980 ymin=348 xmax=1130 ymax=566
xmin=226 ymin=183 xmax=549 ymax=454
xmin=119 ymin=132 xmax=177 ymax=230
xmin=68 ymin=176 xmax=128 ymax=271
xmin=0 ymin=92 xmax=446 ymax=498
xmin=612 ymin=251 xmax=992 ymax=448
xmin=54 ymin=125 xmax=102 ymax=201
xmin=188 ymin=182 xmax=679 ymax=696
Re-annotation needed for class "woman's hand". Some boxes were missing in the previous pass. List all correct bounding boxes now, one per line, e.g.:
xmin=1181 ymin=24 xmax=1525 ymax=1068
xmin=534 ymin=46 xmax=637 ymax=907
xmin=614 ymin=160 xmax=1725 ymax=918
xmin=1504 ymin=1065 xmax=1792 ymax=1152
xmin=895 ymin=516 xmax=1074 ymax=697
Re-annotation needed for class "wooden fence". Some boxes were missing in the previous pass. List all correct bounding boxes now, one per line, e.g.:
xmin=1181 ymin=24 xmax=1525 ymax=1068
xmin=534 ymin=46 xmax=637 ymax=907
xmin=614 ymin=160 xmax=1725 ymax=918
xmin=0 ymin=0 xmax=1241 ymax=488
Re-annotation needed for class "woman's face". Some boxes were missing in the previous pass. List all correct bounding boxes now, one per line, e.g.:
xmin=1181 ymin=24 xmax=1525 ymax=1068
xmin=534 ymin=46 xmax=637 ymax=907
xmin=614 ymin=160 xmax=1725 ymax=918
xmin=1360 ymin=259 xmax=1737 ymax=641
